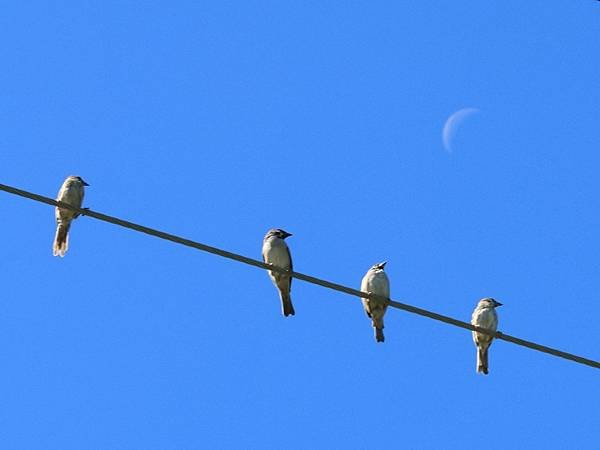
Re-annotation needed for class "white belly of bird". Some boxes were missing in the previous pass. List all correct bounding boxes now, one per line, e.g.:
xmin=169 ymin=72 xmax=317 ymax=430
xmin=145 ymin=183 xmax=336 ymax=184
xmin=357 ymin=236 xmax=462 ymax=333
xmin=475 ymin=309 xmax=497 ymax=331
xmin=368 ymin=272 xmax=389 ymax=297
xmin=264 ymin=241 xmax=290 ymax=269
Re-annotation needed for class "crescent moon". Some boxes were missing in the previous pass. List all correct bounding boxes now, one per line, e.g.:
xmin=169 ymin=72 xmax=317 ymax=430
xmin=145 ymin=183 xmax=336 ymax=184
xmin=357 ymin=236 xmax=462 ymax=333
xmin=442 ymin=107 xmax=479 ymax=153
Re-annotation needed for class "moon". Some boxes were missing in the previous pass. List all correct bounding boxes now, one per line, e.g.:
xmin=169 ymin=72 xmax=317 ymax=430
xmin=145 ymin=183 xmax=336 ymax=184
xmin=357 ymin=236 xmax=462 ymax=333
xmin=442 ymin=107 xmax=479 ymax=153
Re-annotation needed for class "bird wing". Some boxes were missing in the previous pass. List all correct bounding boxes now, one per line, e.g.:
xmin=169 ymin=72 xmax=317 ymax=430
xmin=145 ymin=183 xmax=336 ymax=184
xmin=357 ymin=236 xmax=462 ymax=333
xmin=285 ymin=244 xmax=293 ymax=290
xmin=360 ymin=276 xmax=372 ymax=317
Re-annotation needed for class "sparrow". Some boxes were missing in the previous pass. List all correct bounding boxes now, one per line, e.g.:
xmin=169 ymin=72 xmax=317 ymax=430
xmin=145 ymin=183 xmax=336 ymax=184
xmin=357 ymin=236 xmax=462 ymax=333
xmin=262 ymin=228 xmax=295 ymax=316
xmin=471 ymin=297 xmax=502 ymax=374
xmin=53 ymin=175 xmax=89 ymax=257
xmin=360 ymin=261 xmax=390 ymax=342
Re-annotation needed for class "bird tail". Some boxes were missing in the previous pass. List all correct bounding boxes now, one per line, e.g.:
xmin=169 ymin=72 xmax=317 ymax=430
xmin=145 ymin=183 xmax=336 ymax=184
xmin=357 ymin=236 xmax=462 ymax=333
xmin=373 ymin=319 xmax=385 ymax=343
xmin=477 ymin=347 xmax=489 ymax=375
xmin=53 ymin=221 xmax=71 ymax=257
xmin=280 ymin=292 xmax=295 ymax=317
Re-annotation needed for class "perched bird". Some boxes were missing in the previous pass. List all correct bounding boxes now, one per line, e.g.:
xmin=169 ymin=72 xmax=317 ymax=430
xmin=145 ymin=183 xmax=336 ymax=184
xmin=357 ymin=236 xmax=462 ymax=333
xmin=262 ymin=228 xmax=295 ymax=317
xmin=471 ymin=297 xmax=502 ymax=374
xmin=53 ymin=175 xmax=89 ymax=257
xmin=360 ymin=261 xmax=390 ymax=342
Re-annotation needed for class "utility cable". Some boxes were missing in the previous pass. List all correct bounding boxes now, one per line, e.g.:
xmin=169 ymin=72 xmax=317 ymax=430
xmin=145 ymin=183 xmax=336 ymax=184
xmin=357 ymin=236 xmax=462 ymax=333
xmin=1 ymin=182 xmax=598 ymax=370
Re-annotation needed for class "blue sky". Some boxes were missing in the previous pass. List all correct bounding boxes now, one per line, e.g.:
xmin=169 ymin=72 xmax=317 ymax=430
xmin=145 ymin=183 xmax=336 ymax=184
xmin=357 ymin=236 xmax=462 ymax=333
xmin=1 ymin=1 xmax=599 ymax=448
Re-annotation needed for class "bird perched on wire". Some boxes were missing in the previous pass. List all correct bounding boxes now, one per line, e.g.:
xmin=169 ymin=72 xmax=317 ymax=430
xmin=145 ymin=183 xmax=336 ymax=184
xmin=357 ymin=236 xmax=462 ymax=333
xmin=262 ymin=228 xmax=295 ymax=317
xmin=360 ymin=261 xmax=390 ymax=342
xmin=471 ymin=297 xmax=502 ymax=374
xmin=53 ymin=175 xmax=89 ymax=257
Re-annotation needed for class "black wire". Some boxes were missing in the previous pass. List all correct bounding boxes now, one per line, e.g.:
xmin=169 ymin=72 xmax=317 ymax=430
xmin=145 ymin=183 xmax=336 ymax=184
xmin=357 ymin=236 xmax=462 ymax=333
xmin=1 ymin=182 xmax=598 ymax=370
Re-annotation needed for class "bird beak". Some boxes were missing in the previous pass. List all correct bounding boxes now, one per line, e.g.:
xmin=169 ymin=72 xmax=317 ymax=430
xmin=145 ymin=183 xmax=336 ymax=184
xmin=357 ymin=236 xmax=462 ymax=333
xmin=380 ymin=261 xmax=387 ymax=268
xmin=82 ymin=180 xmax=90 ymax=186
xmin=495 ymin=301 xmax=503 ymax=307
xmin=283 ymin=231 xmax=292 ymax=238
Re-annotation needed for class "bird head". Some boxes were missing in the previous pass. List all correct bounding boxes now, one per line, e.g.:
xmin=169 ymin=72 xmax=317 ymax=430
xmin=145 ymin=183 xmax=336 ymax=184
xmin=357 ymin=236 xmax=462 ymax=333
xmin=372 ymin=261 xmax=387 ymax=271
xmin=69 ymin=175 xmax=90 ymax=186
xmin=265 ymin=228 xmax=292 ymax=240
xmin=479 ymin=297 xmax=502 ymax=308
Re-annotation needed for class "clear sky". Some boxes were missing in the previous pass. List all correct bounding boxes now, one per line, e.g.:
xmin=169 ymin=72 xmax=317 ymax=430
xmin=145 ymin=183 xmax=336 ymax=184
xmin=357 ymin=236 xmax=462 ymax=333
xmin=1 ymin=1 xmax=599 ymax=449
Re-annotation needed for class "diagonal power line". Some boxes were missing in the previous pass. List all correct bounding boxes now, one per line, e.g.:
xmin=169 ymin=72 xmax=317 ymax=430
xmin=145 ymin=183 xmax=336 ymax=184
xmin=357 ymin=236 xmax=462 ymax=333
xmin=1 ymin=182 xmax=598 ymax=370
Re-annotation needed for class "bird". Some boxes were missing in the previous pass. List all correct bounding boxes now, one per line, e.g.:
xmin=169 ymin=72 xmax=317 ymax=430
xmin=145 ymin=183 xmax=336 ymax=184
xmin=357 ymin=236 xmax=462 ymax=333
xmin=471 ymin=297 xmax=502 ymax=374
xmin=53 ymin=175 xmax=89 ymax=257
xmin=360 ymin=261 xmax=390 ymax=342
xmin=262 ymin=228 xmax=295 ymax=317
